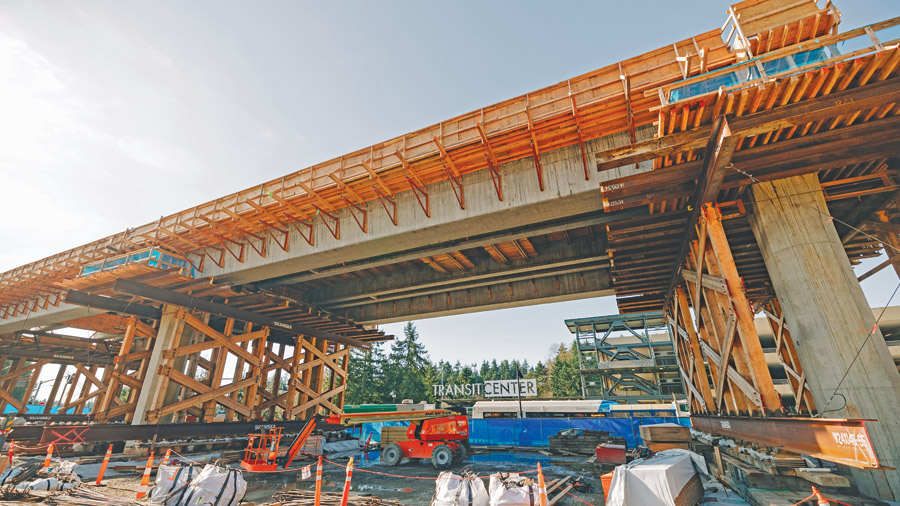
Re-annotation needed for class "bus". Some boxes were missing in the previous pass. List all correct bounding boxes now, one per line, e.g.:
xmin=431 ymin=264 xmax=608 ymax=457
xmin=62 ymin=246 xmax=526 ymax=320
xmin=470 ymin=399 xmax=688 ymax=419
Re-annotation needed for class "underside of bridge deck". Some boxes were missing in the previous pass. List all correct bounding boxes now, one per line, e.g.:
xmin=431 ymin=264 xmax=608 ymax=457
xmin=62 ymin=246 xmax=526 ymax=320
xmin=2 ymin=0 xmax=900 ymax=499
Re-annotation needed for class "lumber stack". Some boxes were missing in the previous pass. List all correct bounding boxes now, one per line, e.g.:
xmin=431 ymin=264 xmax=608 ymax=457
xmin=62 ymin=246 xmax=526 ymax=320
xmin=270 ymin=490 xmax=401 ymax=505
xmin=549 ymin=429 xmax=619 ymax=455
xmin=42 ymin=484 xmax=144 ymax=505
xmin=381 ymin=427 xmax=409 ymax=444
xmin=673 ymin=474 xmax=703 ymax=506
xmin=639 ymin=423 xmax=690 ymax=452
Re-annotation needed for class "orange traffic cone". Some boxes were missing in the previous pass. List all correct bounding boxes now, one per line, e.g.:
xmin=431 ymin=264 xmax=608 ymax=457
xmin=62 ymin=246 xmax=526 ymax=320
xmin=314 ymin=455 xmax=323 ymax=506
xmin=42 ymin=443 xmax=54 ymax=470
xmin=95 ymin=444 xmax=113 ymax=486
xmin=162 ymin=449 xmax=171 ymax=466
xmin=537 ymin=462 xmax=549 ymax=506
xmin=340 ymin=457 xmax=354 ymax=506
xmin=812 ymin=486 xmax=831 ymax=505
xmin=135 ymin=451 xmax=154 ymax=500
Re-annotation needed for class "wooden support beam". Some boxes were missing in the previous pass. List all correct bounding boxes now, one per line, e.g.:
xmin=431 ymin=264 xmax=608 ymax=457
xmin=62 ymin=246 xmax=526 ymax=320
xmin=597 ymin=78 xmax=900 ymax=172
xmin=703 ymin=205 xmax=782 ymax=413
xmin=153 ymin=366 xmax=255 ymax=419
xmin=361 ymin=159 xmax=393 ymax=197
xmin=524 ymin=97 xmax=545 ymax=191
xmin=111 ymin=278 xmax=369 ymax=349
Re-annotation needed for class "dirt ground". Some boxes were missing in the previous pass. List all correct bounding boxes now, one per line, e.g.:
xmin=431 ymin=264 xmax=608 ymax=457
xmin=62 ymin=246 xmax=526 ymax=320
xmin=241 ymin=449 xmax=609 ymax=505
xmin=11 ymin=449 xmax=609 ymax=505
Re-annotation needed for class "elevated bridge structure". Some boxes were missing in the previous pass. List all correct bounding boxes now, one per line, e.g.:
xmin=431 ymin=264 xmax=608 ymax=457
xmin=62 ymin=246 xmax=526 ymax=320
xmin=2 ymin=0 xmax=900 ymax=499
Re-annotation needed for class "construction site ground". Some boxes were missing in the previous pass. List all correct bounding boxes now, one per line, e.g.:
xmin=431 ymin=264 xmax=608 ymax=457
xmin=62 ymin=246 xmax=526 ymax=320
xmin=11 ymin=449 xmax=609 ymax=505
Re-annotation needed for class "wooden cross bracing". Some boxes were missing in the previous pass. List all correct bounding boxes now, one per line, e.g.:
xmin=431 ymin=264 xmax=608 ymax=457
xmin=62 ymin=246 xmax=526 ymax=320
xmin=666 ymin=204 xmax=789 ymax=416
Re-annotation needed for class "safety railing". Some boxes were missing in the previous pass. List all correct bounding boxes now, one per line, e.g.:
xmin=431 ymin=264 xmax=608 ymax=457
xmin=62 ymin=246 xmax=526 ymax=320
xmin=651 ymin=16 xmax=900 ymax=106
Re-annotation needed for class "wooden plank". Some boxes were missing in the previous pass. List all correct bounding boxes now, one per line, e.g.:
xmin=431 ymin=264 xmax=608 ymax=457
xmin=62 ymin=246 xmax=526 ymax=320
xmin=154 ymin=366 xmax=254 ymax=418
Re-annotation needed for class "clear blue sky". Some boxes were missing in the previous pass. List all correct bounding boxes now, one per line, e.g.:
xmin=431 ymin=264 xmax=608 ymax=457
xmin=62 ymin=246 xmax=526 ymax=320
xmin=1 ymin=0 xmax=896 ymax=372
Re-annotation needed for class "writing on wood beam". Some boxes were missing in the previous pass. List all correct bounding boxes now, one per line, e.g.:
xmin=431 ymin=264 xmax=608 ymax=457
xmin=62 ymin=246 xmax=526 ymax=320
xmin=665 ymin=115 xmax=738 ymax=308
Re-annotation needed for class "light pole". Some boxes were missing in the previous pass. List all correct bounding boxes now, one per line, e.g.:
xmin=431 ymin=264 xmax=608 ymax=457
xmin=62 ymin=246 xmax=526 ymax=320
xmin=29 ymin=379 xmax=55 ymax=404
xmin=390 ymin=391 xmax=397 ymax=404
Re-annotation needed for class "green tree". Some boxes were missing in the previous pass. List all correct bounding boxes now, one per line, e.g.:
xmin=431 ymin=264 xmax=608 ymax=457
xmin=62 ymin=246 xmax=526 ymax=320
xmin=386 ymin=322 xmax=430 ymax=402
xmin=346 ymin=342 xmax=387 ymax=404
xmin=548 ymin=343 xmax=580 ymax=397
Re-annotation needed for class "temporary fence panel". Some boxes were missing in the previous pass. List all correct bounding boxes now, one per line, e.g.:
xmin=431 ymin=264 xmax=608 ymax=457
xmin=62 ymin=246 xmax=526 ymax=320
xmin=467 ymin=417 xmax=691 ymax=448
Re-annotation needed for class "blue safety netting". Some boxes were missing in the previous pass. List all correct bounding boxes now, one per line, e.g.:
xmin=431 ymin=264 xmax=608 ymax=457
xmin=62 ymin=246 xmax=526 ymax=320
xmin=360 ymin=417 xmax=690 ymax=448
xmin=2 ymin=404 xmax=89 ymax=415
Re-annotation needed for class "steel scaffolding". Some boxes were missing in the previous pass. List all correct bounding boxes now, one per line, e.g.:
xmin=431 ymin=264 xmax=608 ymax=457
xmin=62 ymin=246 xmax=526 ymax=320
xmin=566 ymin=311 xmax=684 ymax=402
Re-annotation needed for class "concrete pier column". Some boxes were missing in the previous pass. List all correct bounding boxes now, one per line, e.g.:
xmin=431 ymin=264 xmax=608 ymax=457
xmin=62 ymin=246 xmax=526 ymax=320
xmin=131 ymin=305 xmax=182 ymax=426
xmin=747 ymin=173 xmax=900 ymax=500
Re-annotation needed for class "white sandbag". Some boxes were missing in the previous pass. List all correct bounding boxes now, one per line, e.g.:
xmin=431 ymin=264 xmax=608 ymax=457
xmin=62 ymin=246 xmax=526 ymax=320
xmin=149 ymin=464 xmax=197 ymax=505
xmin=488 ymin=474 xmax=539 ymax=506
xmin=432 ymin=471 xmax=489 ymax=506
xmin=17 ymin=478 xmax=59 ymax=491
xmin=56 ymin=460 xmax=80 ymax=481
xmin=179 ymin=464 xmax=246 ymax=506
xmin=0 ymin=466 xmax=22 ymax=486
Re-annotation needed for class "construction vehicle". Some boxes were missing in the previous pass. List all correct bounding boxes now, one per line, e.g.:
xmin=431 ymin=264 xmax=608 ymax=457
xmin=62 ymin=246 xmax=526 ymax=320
xmin=279 ymin=408 xmax=470 ymax=470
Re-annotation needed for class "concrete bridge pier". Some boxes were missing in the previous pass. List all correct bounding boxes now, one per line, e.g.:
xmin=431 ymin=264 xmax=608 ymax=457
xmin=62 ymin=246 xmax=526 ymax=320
xmin=747 ymin=173 xmax=900 ymax=500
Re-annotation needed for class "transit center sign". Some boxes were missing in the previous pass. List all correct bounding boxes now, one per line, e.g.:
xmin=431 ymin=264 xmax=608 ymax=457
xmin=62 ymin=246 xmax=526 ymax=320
xmin=433 ymin=379 xmax=537 ymax=398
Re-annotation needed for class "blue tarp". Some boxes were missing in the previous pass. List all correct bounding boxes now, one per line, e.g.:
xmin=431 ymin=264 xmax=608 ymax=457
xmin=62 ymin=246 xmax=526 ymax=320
xmin=360 ymin=417 xmax=691 ymax=448
xmin=360 ymin=421 xmax=411 ymax=443
xmin=2 ymin=405 xmax=89 ymax=415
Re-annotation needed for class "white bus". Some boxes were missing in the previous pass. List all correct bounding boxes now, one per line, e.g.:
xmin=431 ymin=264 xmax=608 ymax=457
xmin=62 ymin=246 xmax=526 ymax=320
xmin=470 ymin=399 xmax=687 ymax=419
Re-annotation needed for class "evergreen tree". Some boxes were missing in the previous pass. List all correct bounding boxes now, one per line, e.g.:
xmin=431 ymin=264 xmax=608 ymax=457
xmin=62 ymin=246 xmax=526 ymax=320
xmin=346 ymin=344 xmax=379 ymax=404
xmin=528 ymin=361 xmax=550 ymax=397
xmin=422 ymin=362 xmax=441 ymax=403
xmin=499 ymin=359 xmax=511 ymax=380
xmin=480 ymin=361 xmax=491 ymax=381
xmin=548 ymin=343 xmax=581 ymax=397
xmin=386 ymin=322 xmax=430 ymax=402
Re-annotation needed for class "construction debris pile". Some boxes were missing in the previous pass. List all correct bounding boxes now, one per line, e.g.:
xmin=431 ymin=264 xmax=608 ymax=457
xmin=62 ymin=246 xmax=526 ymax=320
xmin=548 ymin=429 xmax=623 ymax=456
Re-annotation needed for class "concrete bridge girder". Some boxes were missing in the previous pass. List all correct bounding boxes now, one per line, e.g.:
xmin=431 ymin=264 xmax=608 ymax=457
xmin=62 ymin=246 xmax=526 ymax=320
xmin=339 ymin=269 xmax=614 ymax=324
xmin=0 ymin=126 xmax=654 ymax=334
xmin=302 ymin=234 xmax=609 ymax=308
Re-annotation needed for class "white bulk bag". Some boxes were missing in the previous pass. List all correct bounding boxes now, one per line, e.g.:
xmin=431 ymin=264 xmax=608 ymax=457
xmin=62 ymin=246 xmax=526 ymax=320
xmin=150 ymin=464 xmax=197 ymax=505
xmin=179 ymin=464 xmax=246 ymax=506
xmin=432 ymin=471 xmax=489 ymax=506
xmin=488 ymin=474 xmax=539 ymax=506
xmin=16 ymin=478 xmax=59 ymax=491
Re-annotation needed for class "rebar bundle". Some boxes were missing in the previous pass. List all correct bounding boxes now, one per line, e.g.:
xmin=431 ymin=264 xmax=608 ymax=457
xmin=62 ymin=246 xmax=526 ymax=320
xmin=271 ymin=489 xmax=402 ymax=506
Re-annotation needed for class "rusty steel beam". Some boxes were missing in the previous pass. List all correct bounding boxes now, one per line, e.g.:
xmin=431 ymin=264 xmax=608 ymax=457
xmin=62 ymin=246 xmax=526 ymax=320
xmin=692 ymin=415 xmax=882 ymax=469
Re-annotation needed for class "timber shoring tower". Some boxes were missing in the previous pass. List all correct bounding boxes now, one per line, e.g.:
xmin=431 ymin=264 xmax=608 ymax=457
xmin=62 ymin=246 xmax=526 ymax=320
xmin=2 ymin=0 xmax=900 ymax=500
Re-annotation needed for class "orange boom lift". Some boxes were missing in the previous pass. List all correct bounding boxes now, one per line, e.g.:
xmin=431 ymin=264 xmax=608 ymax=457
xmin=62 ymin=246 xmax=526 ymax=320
xmin=274 ymin=408 xmax=470 ymax=470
